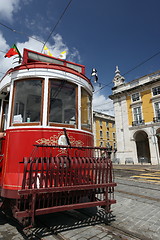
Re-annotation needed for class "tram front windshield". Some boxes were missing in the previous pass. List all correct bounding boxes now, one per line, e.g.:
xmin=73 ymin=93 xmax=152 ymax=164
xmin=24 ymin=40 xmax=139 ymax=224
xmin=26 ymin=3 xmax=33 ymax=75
xmin=12 ymin=80 xmax=42 ymax=124
xmin=11 ymin=78 xmax=91 ymax=130
xmin=49 ymin=80 xmax=76 ymax=125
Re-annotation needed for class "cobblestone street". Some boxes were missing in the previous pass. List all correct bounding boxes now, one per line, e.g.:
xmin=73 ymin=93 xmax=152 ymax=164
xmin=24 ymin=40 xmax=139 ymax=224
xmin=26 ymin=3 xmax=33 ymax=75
xmin=112 ymin=178 xmax=160 ymax=240
xmin=0 ymin=165 xmax=160 ymax=239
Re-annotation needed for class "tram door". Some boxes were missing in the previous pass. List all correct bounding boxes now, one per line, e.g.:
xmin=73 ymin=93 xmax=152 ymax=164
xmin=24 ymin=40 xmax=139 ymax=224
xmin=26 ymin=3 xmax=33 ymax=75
xmin=0 ymin=95 xmax=9 ymax=156
xmin=0 ymin=97 xmax=9 ymax=185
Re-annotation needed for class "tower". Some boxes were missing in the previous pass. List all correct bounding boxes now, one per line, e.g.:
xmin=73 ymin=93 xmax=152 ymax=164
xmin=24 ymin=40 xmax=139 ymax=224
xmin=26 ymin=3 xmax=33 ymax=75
xmin=113 ymin=66 xmax=125 ymax=87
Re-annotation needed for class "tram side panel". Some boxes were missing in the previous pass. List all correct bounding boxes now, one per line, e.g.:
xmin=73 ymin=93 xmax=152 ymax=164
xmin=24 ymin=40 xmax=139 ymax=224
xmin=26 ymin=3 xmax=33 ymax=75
xmin=0 ymin=128 xmax=93 ymax=198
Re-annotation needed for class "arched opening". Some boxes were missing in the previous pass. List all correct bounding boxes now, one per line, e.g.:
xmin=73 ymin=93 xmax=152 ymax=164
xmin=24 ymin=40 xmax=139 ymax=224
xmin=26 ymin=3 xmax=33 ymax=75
xmin=156 ymin=128 xmax=160 ymax=156
xmin=134 ymin=131 xmax=151 ymax=163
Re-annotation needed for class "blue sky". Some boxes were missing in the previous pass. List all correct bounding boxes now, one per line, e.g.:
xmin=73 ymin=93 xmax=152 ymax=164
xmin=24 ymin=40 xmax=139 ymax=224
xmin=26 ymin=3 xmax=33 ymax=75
xmin=1 ymin=0 xmax=160 ymax=115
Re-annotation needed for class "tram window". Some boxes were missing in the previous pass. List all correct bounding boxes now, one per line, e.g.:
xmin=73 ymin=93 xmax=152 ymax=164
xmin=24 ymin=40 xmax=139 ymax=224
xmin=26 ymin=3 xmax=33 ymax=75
xmin=3 ymin=101 xmax=9 ymax=130
xmin=15 ymin=102 xmax=24 ymax=116
xmin=26 ymin=95 xmax=41 ymax=122
xmin=12 ymin=80 xmax=42 ymax=124
xmin=50 ymin=98 xmax=62 ymax=123
xmin=0 ymin=99 xmax=9 ymax=131
xmin=49 ymin=80 xmax=76 ymax=125
xmin=81 ymin=88 xmax=92 ymax=130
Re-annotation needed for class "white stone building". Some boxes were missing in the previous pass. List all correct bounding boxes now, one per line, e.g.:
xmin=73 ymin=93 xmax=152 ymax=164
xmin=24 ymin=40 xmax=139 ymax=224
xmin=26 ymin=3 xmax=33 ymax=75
xmin=110 ymin=67 xmax=160 ymax=165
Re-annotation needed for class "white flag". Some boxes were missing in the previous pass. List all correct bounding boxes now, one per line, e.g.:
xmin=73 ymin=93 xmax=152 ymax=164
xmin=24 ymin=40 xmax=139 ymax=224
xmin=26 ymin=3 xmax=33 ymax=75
xmin=43 ymin=45 xmax=53 ymax=56
xmin=59 ymin=50 xmax=67 ymax=60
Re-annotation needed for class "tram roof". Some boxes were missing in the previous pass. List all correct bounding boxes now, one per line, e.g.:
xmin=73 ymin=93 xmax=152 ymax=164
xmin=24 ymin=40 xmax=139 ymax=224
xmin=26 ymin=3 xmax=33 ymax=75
xmin=22 ymin=48 xmax=85 ymax=75
xmin=0 ymin=49 xmax=92 ymax=93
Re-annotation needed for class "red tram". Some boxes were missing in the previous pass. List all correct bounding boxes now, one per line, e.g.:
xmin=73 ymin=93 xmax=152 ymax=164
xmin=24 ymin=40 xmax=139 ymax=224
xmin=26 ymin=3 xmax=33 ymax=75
xmin=0 ymin=49 xmax=116 ymax=226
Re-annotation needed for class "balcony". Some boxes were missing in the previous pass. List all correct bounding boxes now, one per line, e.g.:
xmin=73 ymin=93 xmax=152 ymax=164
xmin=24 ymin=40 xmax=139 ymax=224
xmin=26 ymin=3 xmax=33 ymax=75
xmin=153 ymin=117 xmax=160 ymax=123
xmin=132 ymin=120 xmax=145 ymax=126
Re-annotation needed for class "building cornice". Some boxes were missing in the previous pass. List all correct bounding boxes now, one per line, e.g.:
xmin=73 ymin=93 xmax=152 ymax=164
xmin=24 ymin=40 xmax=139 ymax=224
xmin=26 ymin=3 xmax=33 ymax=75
xmin=93 ymin=111 xmax=115 ymax=121
xmin=110 ymin=70 xmax=160 ymax=100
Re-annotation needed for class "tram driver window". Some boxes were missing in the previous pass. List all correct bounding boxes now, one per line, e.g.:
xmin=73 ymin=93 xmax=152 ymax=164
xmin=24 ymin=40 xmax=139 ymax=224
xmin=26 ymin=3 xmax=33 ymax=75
xmin=0 ymin=92 xmax=10 ymax=131
xmin=12 ymin=80 xmax=43 ymax=124
xmin=49 ymin=80 xmax=76 ymax=126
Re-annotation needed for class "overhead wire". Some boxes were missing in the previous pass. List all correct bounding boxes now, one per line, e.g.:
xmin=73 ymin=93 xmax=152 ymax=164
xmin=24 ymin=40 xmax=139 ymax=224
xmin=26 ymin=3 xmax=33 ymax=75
xmin=41 ymin=0 xmax=73 ymax=52
xmin=94 ymin=82 xmax=112 ymax=94
xmin=0 ymin=0 xmax=160 ymax=100
xmin=94 ymin=95 xmax=158 ymax=114
xmin=0 ymin=17 xmax=159 ymax=84
xmin=0 ymin=0 xmax=73 ymax=53
xmin=94 ymin=49 xmax=160 ymax=95
xmin=1 ymin=3 xmax=158 ymax=120
xmin=94 ymin=101 xmax=113 ymax=108
xmin=0 ymin=0 xmax=73 ymax=79
xmin=0 ymin=22 xmax=44 ymax=44
xmin=122 ymin=50 xmax=160 ymax=76
xmin=93 ymin=51 xmax=160 ymax=112
xmin=0 ymin=49 xmax=6 ymax=54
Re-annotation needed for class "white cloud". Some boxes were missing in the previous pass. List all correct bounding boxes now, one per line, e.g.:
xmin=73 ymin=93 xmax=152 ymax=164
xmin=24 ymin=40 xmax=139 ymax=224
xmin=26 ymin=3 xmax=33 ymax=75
xmin=0 ymin=32 xmax=8 ymax=50
xmin=0 ymin=32 xmax=81 ymax=78
xmin=21 ymin=0 xmax=33 ymax=5
xmin=47 ymin=34 xmax=81 ymax=62
xmin=16 ymin=36 xmax=43 ymax=54
xmin=0 ymin=32 xmax=13 ymax=75
xmin=0 ymin=31 xmax=113 ymax=116
xmin=49 ymin=34 xmax=69 ymax=58
xmin=0 ymin=0 xmax=20 ymax=22
xmin=0 ymin=33 xmax=44 ymax=78
xmin=93 ymin=86 xmax=114 ymax=116
xmin=68 ymin=48 xmax=81 ymax=63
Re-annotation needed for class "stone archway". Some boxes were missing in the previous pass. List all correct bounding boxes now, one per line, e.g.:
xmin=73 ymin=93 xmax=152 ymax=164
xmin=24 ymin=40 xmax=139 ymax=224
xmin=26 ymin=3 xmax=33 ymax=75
xmin=156 ymin=128 xmax=160 ymax=156
xmin=134 ymin=130 xmax=151 ymax=163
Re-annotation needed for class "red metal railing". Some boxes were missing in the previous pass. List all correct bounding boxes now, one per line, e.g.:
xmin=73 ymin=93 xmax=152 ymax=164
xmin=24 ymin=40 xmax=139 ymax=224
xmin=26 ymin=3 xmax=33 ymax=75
xmin=16 ymin=146 xmax=116 ymax=226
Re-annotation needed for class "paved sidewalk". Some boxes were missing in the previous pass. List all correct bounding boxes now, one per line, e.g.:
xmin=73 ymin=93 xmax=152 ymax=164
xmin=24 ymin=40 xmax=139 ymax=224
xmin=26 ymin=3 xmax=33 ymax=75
xmin=113 ymin=163 xmax=160 ymax=171
xmin=113 ymin=164 xmax=160 ymax=171
xmin=113 ymin=164 xmax=160 ymax=184
xmin=112 ymin=179 xmax=160 ymax=240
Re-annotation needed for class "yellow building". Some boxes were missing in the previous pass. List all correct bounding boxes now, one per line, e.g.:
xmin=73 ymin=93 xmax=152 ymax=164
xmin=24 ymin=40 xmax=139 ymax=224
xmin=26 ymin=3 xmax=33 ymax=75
xmin=93 ymin=111 xmax=116 ymax=149
xmin=110 ymin=67 xmax=160 ymax=165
